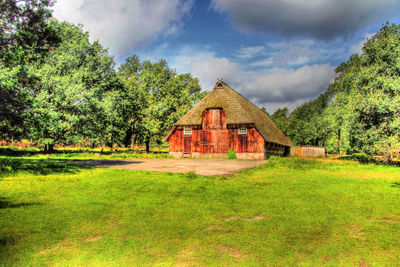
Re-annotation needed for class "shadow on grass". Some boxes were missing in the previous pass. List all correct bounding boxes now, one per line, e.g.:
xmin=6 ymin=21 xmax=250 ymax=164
xmin=0 ymin=157 xmax=84 ymax=177
xmin=0 ymin=197 xmax=41 ymax=209
xmin=72 ymin=159 xmax=143 ymax=168
xmin=339 ymin=154 xmax=400 ymax=167
xmin=0 ymin=146 xmax=169 ymax=156
xmin=0 ymin=157 xmax=146 ymax=177
xmin=391 ymin=182 xmax=400 ymax=188
xmin=0 ymin=236 xmax=18 ymax=247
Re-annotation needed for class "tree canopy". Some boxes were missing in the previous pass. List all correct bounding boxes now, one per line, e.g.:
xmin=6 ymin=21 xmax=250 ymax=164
xmin=27 ymin=20 xmax=124 ymax=151
xmin=1 ymin=3 xmax=399 ymax=160
xmin=119 ymin=58 xmax=205 ymax=152
xmin=270 ymin=22 xmax=400 ymax=161
xmin=0 ymin=0 xmax=58 ymax=140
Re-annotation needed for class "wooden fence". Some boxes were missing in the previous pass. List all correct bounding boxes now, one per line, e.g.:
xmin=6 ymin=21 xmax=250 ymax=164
xmin=291 ymin=146 xmax=326 ymax=157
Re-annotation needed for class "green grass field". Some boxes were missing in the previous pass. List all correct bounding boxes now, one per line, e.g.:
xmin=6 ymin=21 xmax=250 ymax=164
xmin=1 ymin=156 xmax=400 ymax=266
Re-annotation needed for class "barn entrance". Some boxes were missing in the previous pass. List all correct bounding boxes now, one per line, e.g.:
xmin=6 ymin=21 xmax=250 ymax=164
xmin=183 ymin=136 xmax=191 ymax=153
xmin=200 ymin=131 xmax=212 ymax=154
xmin=239 ymin=135 xmax=248 ymax=153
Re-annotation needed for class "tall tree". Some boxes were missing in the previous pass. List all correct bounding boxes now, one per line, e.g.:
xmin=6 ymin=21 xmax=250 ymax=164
xmin=120 ymin=57 xmax=205 ymax=152
xmin=270 ymin=107 xmax=289 ymax=136
xmin=350 ymin=23 xmax=400 ymax=161
xmin=292 ymin=22 xmax=400 ymax=160
xmin=0 ymin=0 xmax=58 ymax=140
xmin=27 ymin=21 xmax=125 ymax=151
xmin=286 ymin=93 xmax=330 ymax=147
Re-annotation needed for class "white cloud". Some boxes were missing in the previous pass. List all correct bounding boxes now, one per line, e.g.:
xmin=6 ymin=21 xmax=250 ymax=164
xmin=53 ymin=0 xmax=193 ymax=56
xmin=235 ymin=39 xmax=344 ymax=70
xmin=249 ymin=42 xmax=320 ymax=68
xmin=163 ymin=45 xmax=336 ymax=112
xmin=236 ymin=46 xmax=265 ymax=59
xmin=243 ymin=64 xmax=336 ymax=103
xmin=211 ymin=0 xmax=400 ymax=40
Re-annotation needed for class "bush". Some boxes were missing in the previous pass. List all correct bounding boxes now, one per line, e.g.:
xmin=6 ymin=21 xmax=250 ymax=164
xmin=350 ymin=153 xmax=373 ymax=164
xmin=227 ymin=150 xmax=237 ymax=159
xmin=339 ymin=153 xmax=374 ymax=164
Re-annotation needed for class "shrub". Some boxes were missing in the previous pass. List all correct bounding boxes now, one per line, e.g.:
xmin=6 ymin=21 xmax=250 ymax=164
xmin=184 ymin=171 xmax=197 ymax=179
xmin=350 ymin=153 xmax=373 ymax=164
xmin=227 ymin=150 xmax=237 ymax=159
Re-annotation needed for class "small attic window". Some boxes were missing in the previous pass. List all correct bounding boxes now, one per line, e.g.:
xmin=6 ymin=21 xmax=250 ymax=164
xmin=184 ymin=128 xmax=192 ymax=135
xmin=238 ymin=128 xmax=247 ymax=135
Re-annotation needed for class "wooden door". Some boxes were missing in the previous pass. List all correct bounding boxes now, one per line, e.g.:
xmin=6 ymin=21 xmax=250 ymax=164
xmin=200 ymin=131 xmax=212 ymax=154
xmin=218 ymin=130 xmax=229 ymax=153
xmin=184 ymin=136 xmax=191 ymax=153
xmin=239 ymin=135 xmax=248 ymax=153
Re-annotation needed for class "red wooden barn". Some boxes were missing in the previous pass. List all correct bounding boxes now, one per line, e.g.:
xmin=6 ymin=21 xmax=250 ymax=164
xmin=165 ymin=81 xmax=292 ymax=159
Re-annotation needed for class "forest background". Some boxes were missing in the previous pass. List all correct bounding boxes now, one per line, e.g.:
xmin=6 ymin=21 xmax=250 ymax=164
xmin=1 ymin=0 xmax=400 ymax=162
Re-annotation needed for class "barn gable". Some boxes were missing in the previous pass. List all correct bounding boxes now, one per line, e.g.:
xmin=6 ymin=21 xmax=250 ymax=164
xmin=166 ymin=81 xmax=292 ymax=147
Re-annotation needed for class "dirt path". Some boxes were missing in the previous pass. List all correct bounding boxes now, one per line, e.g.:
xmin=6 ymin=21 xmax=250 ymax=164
xmin=79 ymin=159 xmax=267 ymax=176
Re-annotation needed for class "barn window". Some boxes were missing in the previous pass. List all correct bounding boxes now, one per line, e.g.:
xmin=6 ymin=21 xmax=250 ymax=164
xmin=238 ymin=128 xmax=247 ymax=135
xmin=184 ymin=128 xmax=192 ymax=135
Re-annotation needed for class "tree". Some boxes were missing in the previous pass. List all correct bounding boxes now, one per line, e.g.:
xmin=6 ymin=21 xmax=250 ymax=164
xmin=286 ymin=94 xmax=329 ymax=146
xmin=0 ymin=0 xmax=58 ymax=140
xmin=118 ymin=55 xmax=141 ymax=79
xmin=270 ymin=107 xmax=289 ymax=136
xmin=120 ymin=57 xmax=205 ymax=152
xmin=318 ymin=55 xmax=362 ymax=154
xmin=349 ymin=23 xmax=400 ymax=161
xmin=27 ymin=21 xmax=125 ymax=151
xmin=304 ymin=22 xmax=400 ymax=160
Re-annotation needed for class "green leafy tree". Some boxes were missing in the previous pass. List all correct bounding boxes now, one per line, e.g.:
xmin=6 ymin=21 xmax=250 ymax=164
xmin=28 ymin=21 xmax=125 ymax=151
xmin=117 ymin=55 xmax=142 ymax=147
xmin=270 ymin=107 xmax=289 ymax=136
xmin=349 ymin=23 xmax=400 ymax=161
xmin=286 ymin=94 xmax=329 ymax=146
xmin=120 ymin=57 xmax=205 ymax=152
xmin=0 ymin=0 xmax=58 ymax=140
xmin=304 ymin=22 xmax=400 ymax=160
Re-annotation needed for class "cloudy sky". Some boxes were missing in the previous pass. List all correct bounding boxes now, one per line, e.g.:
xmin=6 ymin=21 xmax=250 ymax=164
xmin=53 ymin=0 xmax=400 ymax=113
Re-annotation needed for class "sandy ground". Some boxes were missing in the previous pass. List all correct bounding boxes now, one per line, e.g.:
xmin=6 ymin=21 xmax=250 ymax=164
xmin=80 ymin=159 xmax=267 ymax=176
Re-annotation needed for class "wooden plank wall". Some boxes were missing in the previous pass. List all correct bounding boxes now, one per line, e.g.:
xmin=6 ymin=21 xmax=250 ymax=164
xmin=290 ymin=146 xmax=326 ymax=157
xmin=169 ymin=108 xmax=265 ymax=154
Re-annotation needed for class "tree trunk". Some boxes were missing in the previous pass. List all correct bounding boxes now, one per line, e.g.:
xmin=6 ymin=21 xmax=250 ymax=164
xmin=145 ymin=138 xmax=150 ymax=153
xmin=43 ymin=145 xmax=48 ymax=153
xmin=338 ymin=128 xmax=342 ymax=155
xmin=124 ymin=128 xmax=132 ymax=148
xmin=48 ymin=144 xmax=54 ymax=153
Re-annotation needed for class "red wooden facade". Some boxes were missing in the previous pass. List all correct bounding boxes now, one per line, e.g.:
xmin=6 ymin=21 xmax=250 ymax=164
xmin=168 ymin=108 xmax=265 ymax=158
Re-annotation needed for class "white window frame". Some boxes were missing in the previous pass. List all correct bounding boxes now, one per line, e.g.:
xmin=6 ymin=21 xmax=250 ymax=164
xmin=184 ymin=128 xmax=192 ymax=135
xmin=238 ymin=128 xmax=247 ymax=135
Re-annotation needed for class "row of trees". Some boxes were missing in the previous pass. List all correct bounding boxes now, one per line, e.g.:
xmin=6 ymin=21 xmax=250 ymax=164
xmin=269 ymin=23 xmax=400 ymax=161
xmin=2 ymin=1 xmax=399 ymax=158
xmin=0 ymin=0 xmax=204 ymax=152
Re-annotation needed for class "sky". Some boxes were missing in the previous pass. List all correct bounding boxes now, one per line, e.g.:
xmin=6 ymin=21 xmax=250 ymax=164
xmin=53 ymin=0 xmax=400 ymax=113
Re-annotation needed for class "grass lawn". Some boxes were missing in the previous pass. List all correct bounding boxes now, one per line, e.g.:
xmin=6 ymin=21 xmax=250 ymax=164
xmin=1 ymin=156 xmax=400 ymax=266
xmin=0 ymin=146 xmax=171 ymax=161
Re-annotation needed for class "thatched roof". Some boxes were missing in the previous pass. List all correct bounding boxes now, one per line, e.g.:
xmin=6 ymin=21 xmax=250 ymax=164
xmin=168 ymin=81 xmax=292 ymax=147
